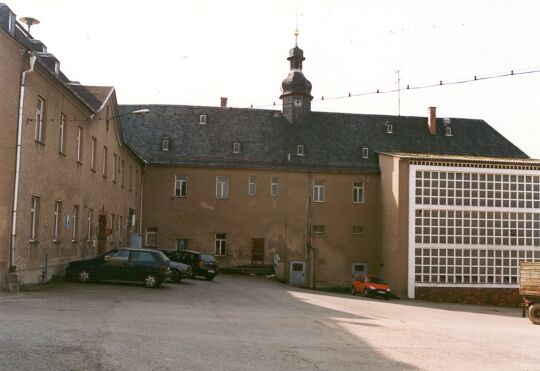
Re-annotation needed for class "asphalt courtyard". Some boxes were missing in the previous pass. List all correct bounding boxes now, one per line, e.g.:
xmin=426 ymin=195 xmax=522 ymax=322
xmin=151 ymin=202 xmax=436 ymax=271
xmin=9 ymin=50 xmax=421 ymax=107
xmin=1 ymin=274 xmax=539 ymax=371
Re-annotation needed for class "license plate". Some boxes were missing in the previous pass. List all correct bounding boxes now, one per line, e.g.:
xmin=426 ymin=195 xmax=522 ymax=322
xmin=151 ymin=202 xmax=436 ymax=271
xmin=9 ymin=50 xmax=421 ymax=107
xmin=377 ymin=291 xmax=386 ymax=295
xmin=207 ymin=270 xmax=215 ymax=273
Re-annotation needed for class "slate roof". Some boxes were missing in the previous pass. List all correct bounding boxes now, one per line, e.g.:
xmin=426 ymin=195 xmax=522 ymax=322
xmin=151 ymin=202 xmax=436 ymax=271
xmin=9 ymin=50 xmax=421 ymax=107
xmin=118 ymin=104 xmax=528 ymax=172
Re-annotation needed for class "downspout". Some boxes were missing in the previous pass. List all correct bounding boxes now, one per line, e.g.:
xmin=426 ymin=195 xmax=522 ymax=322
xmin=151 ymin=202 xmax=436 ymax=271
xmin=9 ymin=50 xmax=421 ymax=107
xmin=9 ymin=52 xmax=36 ymax=271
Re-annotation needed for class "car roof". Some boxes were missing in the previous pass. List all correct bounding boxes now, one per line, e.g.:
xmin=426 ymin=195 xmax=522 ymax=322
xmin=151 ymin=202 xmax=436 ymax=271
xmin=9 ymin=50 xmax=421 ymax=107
xmin=116 ymin=248 xmax=163 ymax=253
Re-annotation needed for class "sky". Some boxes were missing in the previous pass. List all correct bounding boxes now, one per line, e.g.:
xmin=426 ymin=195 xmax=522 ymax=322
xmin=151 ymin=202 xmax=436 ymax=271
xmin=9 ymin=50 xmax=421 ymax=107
xmin=7 ymin=0 xmax=540 ymax=158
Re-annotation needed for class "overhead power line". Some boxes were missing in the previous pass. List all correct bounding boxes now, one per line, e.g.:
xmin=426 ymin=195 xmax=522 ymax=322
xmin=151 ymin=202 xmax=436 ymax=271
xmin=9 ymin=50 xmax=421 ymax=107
xmin=248 ymin=67 xmax=540 ymax=109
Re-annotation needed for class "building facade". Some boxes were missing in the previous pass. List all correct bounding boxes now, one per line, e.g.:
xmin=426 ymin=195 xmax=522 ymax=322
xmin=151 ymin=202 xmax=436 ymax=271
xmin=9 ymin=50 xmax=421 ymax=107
xmin=0 ymin=4 xmax=143 ymax=288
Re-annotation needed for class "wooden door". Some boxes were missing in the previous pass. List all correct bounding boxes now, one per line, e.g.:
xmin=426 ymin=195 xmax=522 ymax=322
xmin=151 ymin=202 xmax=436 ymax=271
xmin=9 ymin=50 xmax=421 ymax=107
xmin=251 ymin=238 xmax=264 ymax=265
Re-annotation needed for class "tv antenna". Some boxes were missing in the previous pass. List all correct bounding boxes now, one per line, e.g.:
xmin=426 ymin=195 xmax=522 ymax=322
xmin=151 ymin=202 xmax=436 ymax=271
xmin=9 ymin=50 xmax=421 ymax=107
xmin=19 ymin=17 xmax=40 ymax=33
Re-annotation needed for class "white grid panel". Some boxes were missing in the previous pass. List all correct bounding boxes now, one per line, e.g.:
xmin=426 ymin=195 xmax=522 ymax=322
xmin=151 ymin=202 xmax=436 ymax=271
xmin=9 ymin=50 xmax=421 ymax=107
xmin=410 ymin=165 xmax=540 ymax=289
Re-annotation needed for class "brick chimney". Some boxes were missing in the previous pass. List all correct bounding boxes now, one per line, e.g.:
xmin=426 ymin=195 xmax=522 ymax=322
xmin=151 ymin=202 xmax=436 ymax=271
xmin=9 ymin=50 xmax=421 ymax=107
xmin=428 ymin=106 xmax=437 ymax=135
xmin=220 ymin=97 xmax=228 ymax=108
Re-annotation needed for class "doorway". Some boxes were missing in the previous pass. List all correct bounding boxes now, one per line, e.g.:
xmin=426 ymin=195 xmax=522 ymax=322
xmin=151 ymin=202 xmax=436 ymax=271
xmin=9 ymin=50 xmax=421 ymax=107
xmin=251 ymin=238 xmax=264 ymax=265
xmin=289 ymin=261 xmax=306 ymax=287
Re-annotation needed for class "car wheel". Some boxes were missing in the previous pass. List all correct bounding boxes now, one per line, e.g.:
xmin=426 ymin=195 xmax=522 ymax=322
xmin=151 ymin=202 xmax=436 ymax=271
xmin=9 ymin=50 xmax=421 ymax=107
xmin=363 ymin=289 xmax=371 ymax=298
xmin=528 ymin=304 xmax=540 ymax=325
xmin=170 ymin=269 xmax=181 ymax=283
xmin=143 ymin=274 xmax=159 ymax=288
xmin=77 ymin=269 xmax=91 ymax=283
xmin=205 ymin=275 xmax=214 ymax=281
xmin=351 ymin=286 xmax=357 ymax=296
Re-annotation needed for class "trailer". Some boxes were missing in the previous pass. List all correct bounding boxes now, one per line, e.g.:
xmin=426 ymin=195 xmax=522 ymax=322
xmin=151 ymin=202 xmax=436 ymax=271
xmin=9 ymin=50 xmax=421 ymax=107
xmin=520 ymin=261 xmax=540 ymax=325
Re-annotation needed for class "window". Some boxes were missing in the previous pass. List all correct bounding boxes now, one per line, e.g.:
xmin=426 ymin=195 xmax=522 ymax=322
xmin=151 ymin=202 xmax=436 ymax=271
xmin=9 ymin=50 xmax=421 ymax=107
xmin=72 ymin=205 xmax=79 ymax=242
xmin=232 ymin=142 xmax=241 ymax=154
xmin=146 ymin=227 xmax=158 ymax=246
xmin=128 ymin=165 xmax=133 ymax=191
xmin=175 ymin=175 xmax=187 ymax=197
xmin=216 ymin=176 xmax=229 ymax=199
xmin=215 ymin=233 xmax=226 ymax=255
xmin=119 ymin=215 xmax=123 ymax=241
xmin=86 ymin=208 xmax=93 ymax=241
xmin=112 ymin=153 xmax=117 ymax=181
xmin=353 ymin=182 xmax=365 ymax=204
xmin=104 ymin=250 xmax=129 ymax=262
xmin=248 ymin=176 xmax=256 ymax=196
xmin=199 ymin=114 xmax=207 ymax=124
xmin=53 ymin=201 xmax=62 ymax=241
xmin=121 ymin=160 xmax=126 ymax=187
xmin=176 ymin=239 xmax=188 ymax=251
xmin=76 ymin=127 xmax=83 ymax=163
xmin=445 ymin=126 xmax=453 ymax=136
xmin=30 ymin=196 xmax=40 ymax=241
xmin=271 ymin=177 xmax=279 ymax=197
xmin=135 ymin=170 xmax=139 ymax=194
xmin=131 ymin=251 xmax=157 ymax=263
xmin=90 ymin=137 xmax=96 ymax=170
xmin=105 ymin=105 xmax=110 ymax=131
xmin=353 ymin=226 xmax=365 ymax=235
xmin=162 ymin=137 xmax=170 ymax=151
xmin=362 ymin=147 xmax=369 ymax=159
xmin=297 ymin=144 xmax=304 ymax=156
xmin=312 ymin=225 xmax=325 ymax=234
xmin=313 ymin=180 xmax=325 ymax=202
xmin=35 ymin=96 xmax=46 ymax=142
xmin=386 ymin=123 xmax=393 ymax=134
xmin=110 ymin=213 xmax=115 ymax=242
xmin=59 ymin=113 xmax=66 ymax=154
xmin=102 ymin=146 xmax=108 ymax=177
xmin=54 ymin=61 xmax=60 ymax=75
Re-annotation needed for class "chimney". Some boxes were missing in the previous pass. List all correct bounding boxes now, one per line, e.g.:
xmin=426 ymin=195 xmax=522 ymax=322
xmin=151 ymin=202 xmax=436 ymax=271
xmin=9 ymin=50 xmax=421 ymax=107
xmin=220 ymin=97 xmax=227 ymax=108
xmin=427 ymin=106 xmax=437 ymax=135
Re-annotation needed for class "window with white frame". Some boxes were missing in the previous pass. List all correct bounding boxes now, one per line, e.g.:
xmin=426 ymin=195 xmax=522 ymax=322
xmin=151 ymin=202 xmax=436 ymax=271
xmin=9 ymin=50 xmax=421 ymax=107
xmin=313 ymin=180 xmax=325 ymax=202
xmin=353 ymin=226 xmax=365 ymax=235
xmin=53 ymin=201 xmax=62 ymax=241
xmin=121 ymin=160 xmax=126 ymax=187
xmin=199 ymin=114 xmax=207 ymax=124
xmin=353 ymin=182 xmax=365 ymax=204
xmin=445 ymin=126 xmax=453 ymax=136
xmin=76 ymin=127 xmax=83 ymax=163
xmin=102 ymin=146 xmax=108 ymax=177
xmin=215 ymin=233 xmax=226 ymax=255
xmin=312 ymin=225 xmax=325 ymax=234
xmin=176 ymin=239 xmax=188 ymax=251
xmin=72 ymin=205 xmax=79 ymax=242
xmin=90 ymin=137 xmax=96 ymax=170
xmin=146 ymin=227 xmax=158 ymax=246
xmin=232 ymin=142 xmax=241 ymax=154
xmin=112 ymin=153 xmax=117 ymax=181
xmin=162 ymin=137 xmax=170 ymax=151
xmin=216 ymin=176 xmax=229 ymax=199
xmin=271 ymin=176 xmax=279 ymax=197
xmin=362 ymin=146 xmax=369 ymax=159
xmin=86 ymin=208 xmax=93 ymax=241
xmin=35 ymin=96 xmax=45 ymax=142
xmin=386 ymin=123 xmax=393 ymax=134
xmin=30 ymin=196 xmax=40 ymax=241
xmin=59 ymin=113 xmax=66 ymax=154
xmin=175 ymin=175 xmax=187 ymax=197
xmin=248 ymin=176 xmax=256 ymax=196
xmin=297 ymin=144 xmax=305 ymax=156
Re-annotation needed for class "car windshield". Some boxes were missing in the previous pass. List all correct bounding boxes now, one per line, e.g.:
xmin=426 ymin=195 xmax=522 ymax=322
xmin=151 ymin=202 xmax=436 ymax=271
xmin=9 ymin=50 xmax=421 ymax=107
xmin=366 ymin=276 xmax=384 ymax=284
xmin=200 ymin=254 xmax=215 ymax=262
xmin=156 ymin=250 xmax=171 ymax=263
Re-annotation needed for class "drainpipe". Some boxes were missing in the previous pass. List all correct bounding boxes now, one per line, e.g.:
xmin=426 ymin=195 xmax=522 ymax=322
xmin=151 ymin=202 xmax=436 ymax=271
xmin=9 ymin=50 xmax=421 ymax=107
xmin=9 ymin=52 xmax=36 ymax=273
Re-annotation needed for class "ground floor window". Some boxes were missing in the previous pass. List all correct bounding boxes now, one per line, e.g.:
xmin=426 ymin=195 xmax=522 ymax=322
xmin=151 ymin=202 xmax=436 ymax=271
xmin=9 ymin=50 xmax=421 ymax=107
xmin=215 ymin=233 xmax=226 ymax=255
xmin=146 ymin=227 xmax=158 ymax=246
xmin=176 ymin=239 xmax=188 ymax=250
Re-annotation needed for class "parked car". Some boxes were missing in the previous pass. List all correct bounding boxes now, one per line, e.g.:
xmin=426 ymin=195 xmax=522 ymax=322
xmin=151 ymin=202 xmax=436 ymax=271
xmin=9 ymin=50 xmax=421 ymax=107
xmin=351 ymin=273 xmax=392 ymax=299
xmin=65 ymin=248 xmax=172 ymax=288
xmin=162 ymin=250 xmax=219 ymax=280
xmin=169 ymin=261 xmax=192 ymax=283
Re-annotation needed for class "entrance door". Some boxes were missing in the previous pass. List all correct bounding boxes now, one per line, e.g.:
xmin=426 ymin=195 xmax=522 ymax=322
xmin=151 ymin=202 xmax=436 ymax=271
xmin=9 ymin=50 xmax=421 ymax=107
xmin=251 ymin=238 xmax=264 ymax=265
xmin=289 ymin=261 xmax=305 ymax=287
xmin=352 ymin=262 xmax=368 ymax=279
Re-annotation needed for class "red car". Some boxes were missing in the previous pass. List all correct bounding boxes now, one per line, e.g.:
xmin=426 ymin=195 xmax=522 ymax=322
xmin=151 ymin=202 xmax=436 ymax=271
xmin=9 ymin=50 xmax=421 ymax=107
xmin=351 ymin=273 xmax=392 ymax=299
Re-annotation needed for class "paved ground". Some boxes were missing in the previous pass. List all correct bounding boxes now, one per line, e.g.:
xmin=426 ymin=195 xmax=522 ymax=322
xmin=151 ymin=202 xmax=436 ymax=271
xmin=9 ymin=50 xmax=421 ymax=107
xmin=1 ymin=275 xmax=539 ymax=371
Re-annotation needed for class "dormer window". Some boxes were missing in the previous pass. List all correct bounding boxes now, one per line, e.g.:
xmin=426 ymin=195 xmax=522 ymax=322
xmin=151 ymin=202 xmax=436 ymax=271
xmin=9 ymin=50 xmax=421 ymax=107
xmin=445 ymin=126 xmax=453 ymax=137
xmin=54 ymin=61 xmax=60 ymax=75
xmin=297 ymin=144 xmax=304 ymax=156
xmin=7 ymin=12 xmax=13 ymax=34
xmin=232 ymin=141 xmax=241 ymax=154
xmin=161 ymin=137 xmax=170 ymax=151
xmin=199 ymin=114 xmax=207 ymax=125
xmin=385 ymin=122 xmax=393 ymax=134
xmin=362 ymin=146 xmax=369 ymax=159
